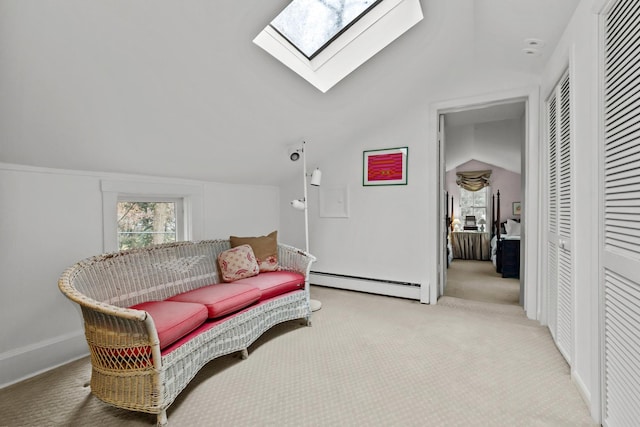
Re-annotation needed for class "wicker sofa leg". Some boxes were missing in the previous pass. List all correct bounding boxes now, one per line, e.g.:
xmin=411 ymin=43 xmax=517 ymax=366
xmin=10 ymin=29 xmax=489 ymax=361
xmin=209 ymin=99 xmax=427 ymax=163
xmin=157 ymin=410 xmax=168 ymax=427
xmin=240 ymin=348 xmax=249 ymax=359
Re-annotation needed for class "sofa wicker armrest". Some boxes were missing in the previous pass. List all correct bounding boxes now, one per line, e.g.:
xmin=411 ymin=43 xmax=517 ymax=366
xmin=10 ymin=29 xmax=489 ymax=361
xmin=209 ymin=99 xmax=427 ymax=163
xmin=59 ymin=268 xmax=162 ymax=372
xmin=277 ymin=243 xmax=317 ymax=279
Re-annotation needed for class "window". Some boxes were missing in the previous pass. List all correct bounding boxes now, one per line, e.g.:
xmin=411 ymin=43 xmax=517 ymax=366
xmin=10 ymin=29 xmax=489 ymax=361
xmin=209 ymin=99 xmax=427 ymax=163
xmin=253 ymin=0 xmax=423 ymax=92
xmin=270 ymin=0 xmax=383 ymax=60
xmin=460 ymin=187 xmax=487 ymax=222
xmin=117 ymin=199 xmax=182 ymax=250
xmin=101 ymin=180 xmax=204 ymax=253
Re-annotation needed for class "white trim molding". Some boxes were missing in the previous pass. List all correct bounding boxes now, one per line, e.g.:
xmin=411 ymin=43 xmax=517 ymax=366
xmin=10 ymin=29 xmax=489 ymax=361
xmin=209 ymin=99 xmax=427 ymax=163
xmin=310 ymin=273 xmax=421 ymax=300
xmin=0 ymin=331 xmax=88 ymax=389
xmin=101 ymin=179 xmax=204 ymax=253
xmin=428 ymin=86 xmax=540 ymax=320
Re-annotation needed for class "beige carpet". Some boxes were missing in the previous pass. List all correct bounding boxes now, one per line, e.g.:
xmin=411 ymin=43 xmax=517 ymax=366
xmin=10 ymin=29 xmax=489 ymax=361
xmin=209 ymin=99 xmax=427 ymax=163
xmin=0 ymin=286 xmax=595 ymax=426
xmin=444 ymin=259 xmax=520 ymax=305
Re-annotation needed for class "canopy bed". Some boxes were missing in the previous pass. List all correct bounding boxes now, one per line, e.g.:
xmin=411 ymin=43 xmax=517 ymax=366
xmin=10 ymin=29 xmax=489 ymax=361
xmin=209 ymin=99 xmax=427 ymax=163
xmin=491 ymin=190 xmax=521 ymax=278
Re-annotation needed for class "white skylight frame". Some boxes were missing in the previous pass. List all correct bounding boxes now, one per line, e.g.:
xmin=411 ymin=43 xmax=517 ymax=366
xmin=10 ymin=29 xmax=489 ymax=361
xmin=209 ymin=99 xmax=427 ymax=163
xmin=254 ymin=0 xmax=423 ymax=93
xmin=270 ymin=0 xmax=385 ymax=60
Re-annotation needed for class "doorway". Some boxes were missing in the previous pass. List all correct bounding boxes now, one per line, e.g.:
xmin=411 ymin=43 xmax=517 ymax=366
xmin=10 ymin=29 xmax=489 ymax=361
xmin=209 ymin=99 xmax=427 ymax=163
xmin=442 ymin=102 xmax=525 ymax=306
xmin=429 ymin=87 xmax=541 ymax=320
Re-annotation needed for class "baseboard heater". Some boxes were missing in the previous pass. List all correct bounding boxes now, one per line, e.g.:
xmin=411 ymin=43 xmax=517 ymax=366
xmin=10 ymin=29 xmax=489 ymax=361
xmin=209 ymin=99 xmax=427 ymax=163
xmin=309 ymin=271 xmax=421 ymax=300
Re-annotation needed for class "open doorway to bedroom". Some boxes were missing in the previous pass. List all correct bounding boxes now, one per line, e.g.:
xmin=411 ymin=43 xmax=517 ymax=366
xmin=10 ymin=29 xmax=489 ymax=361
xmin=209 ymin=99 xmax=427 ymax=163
xmin=441 ymin=101 xmax=525 ymax=306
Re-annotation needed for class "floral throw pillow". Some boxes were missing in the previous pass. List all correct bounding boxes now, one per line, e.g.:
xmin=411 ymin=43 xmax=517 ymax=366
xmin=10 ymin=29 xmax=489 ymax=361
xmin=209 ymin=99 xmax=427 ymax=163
xmin=217 ymin=244 xmax=260 ymax=282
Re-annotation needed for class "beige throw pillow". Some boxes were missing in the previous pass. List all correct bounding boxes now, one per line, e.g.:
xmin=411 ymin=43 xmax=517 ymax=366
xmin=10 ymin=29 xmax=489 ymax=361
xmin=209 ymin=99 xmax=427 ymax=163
xmin=230 ymin=230 xmax=279 ymax=272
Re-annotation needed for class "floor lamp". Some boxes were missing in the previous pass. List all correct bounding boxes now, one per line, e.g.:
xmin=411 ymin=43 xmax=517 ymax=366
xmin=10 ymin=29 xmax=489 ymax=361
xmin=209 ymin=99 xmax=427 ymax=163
xmin=289 ymin=141 xmax=322 ymax=312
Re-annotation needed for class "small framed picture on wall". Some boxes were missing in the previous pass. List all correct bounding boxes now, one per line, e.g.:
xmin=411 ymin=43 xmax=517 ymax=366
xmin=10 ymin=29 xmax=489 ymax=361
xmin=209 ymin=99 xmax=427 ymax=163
xmin=363 ymin=147 xmax=408 ymax=186
xmin=513 ymin=201 xmax=521 ymax=215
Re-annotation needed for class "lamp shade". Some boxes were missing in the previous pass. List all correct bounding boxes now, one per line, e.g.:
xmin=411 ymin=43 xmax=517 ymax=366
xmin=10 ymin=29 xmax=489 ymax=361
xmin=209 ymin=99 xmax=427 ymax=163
xmin=291 ymin=199 xmax=306 ymax=210
xmin=310 ymin=168 xmax=322 ymax=186
xmin=477 ymin=218 xmax=486 ymax=225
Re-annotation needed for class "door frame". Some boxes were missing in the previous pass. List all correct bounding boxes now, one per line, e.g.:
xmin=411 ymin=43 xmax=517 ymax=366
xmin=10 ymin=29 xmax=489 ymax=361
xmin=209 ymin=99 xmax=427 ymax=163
xmin=438 ymin=114 xmax=447 ymax=297
xmin=428 ymin=86 xmax=541 ymax=320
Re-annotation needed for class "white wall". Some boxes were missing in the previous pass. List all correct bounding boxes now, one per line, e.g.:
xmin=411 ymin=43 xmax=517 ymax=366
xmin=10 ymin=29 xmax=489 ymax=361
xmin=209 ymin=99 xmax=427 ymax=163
xmin=539 ymin=0 xmax=601 ymax=420
xmin=203 ymin=182 xmax=281 ymax=240
xmin=445 ymin=159 xmax=522 ymax=224
xmin=445 ymin=116 xmax=524 ymax=226
xmin=303 ymin=111 xmax=430 ymax=289
xmin=283 ymin=77 xmax=537 ymax=304
xmin=444 ymin=125 xmax=474 ymax=171
xmin=445 ymin=117 xmax=524 ymax=174
xmin=0 ymin=163 xmax=279 ymax=387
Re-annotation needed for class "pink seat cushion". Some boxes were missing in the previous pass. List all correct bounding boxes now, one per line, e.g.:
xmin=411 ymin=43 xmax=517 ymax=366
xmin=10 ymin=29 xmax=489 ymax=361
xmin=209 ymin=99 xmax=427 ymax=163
xmin=130 ymin=301 xmax=208 ymax=350
xmin=167 ymin=283 xmax=261 ymax=318
xmin=233 ymin=271 xmax=305 ymax=300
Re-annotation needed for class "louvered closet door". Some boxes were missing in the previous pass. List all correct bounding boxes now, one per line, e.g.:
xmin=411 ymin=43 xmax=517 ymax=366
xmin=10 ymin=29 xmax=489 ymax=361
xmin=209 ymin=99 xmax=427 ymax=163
xmin=602 ymin=0 xmax=640 ymax=424
xmin=557 ymin=74 xmax=573 ymax=363
xmin=546 ymin=71 xmax=573 ymax=364
xmin=547 ymin=93 xmax=559 ymax=340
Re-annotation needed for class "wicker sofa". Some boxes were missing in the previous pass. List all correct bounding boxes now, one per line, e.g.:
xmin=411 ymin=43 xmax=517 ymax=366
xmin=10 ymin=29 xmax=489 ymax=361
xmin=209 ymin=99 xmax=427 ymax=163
xmin=58 ymin=240 xmax=316 ymax=426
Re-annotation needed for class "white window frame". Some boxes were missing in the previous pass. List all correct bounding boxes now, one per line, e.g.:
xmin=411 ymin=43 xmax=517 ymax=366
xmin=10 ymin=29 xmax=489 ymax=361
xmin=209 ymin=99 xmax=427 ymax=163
xmin=116 ymin=196 xmax=184 ymax=250
xmin=253 ymin=0 xmax=423 ymax=92
xmin=459 ymin=187 xmax=489 ymax=223
xmin=101 ymin=180 xmax=204 ymax=253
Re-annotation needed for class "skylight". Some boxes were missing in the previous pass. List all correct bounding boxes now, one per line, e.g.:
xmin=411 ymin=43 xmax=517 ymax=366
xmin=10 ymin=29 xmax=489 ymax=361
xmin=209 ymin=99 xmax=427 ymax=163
xmin=270 ymin=0 xmax=384 ymax=60
xmin=254 ymin=0 xmax=423 ymax=92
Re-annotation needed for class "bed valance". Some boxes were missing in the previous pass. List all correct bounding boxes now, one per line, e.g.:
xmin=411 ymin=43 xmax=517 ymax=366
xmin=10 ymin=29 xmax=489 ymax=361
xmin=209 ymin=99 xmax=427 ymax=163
xmin=456 ymin=170 xmax=492 ymax=191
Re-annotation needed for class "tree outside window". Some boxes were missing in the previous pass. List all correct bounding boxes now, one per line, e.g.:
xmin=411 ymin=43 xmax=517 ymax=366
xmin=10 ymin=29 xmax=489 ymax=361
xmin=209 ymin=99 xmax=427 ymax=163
xmin=117 ymin=201 xmax=177 ymax=250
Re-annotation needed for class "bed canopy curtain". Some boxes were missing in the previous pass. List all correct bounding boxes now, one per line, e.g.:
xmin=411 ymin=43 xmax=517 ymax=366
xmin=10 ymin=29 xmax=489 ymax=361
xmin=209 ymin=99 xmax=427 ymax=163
xmin=456 ymin=170 xmax=492 ymax=191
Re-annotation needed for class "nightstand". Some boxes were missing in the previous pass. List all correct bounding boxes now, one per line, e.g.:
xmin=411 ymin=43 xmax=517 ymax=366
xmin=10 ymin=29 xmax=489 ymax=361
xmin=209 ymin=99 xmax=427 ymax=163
xmin=501 ymin=239 xmax=520 ymax=278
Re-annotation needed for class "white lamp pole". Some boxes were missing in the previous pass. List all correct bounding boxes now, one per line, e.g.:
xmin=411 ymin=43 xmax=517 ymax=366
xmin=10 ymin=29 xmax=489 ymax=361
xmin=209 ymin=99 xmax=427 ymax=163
xmin=302 ymin=142 xmax=310 ymax=253
xmin=291 ymin=141 xmax=321 ymax=312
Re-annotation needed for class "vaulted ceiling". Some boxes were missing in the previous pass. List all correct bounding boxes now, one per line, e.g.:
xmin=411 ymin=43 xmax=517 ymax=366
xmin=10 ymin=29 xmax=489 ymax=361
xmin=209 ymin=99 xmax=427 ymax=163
xmin=444 ymin=102 xmax=526 ymax=173
xmin=0 ymin=0 xmax=581 ymax=185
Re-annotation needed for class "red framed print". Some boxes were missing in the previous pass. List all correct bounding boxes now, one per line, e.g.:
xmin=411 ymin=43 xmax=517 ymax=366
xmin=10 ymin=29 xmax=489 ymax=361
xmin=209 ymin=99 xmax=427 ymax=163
xmin=363 ymin=147 xmax=408 ymax=186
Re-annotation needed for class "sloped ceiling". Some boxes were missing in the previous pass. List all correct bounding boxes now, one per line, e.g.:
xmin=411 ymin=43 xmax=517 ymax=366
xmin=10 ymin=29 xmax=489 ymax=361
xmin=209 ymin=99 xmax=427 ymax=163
xmin=0 ymin=0 xmax=580 ymax=185
xmin=445 ymin=102 xmax=526 ymax=173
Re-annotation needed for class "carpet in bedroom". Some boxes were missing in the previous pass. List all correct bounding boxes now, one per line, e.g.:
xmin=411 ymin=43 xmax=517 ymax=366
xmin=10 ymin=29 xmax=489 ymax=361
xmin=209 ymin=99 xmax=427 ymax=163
xmin=444 ymin=259 xmax=520 ymax=305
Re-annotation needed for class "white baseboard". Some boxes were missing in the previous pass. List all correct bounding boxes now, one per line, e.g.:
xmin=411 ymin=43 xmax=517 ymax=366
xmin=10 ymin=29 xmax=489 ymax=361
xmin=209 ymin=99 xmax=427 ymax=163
xmin=572 ymin=369 xmax=598 ymax=422
xmin=0 ymin=331 xmax=89 ymax=389
xmin=310 ymin=273 xmax=421 ymax=300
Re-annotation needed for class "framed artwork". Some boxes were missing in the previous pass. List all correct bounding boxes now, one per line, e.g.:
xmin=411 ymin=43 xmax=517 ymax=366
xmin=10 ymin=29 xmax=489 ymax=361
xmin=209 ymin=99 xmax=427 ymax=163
xmin=513 ymin=201 xmax=521 ymax=215
xmin=363 ymin=147 xmax=408 ymax=186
